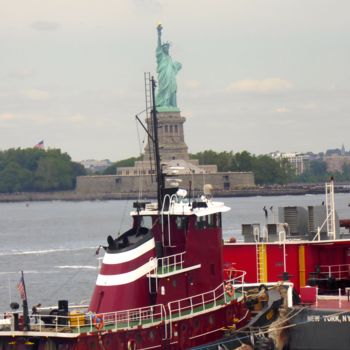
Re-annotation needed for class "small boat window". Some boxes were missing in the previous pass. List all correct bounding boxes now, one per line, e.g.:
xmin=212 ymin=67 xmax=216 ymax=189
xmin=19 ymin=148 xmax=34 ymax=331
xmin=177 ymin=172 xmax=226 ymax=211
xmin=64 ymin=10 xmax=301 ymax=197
xmin=208 ymin=214 xmax=215 ymax=227
xmin=195 ymin=214 xmax=221 ymax=229
xmin=196 ymin=216 xmax=207 ymax=229
xmin=176 ymin=216 xmax=188 ymax=230
xmin=216 ymin=213 xmax=221 ymax=228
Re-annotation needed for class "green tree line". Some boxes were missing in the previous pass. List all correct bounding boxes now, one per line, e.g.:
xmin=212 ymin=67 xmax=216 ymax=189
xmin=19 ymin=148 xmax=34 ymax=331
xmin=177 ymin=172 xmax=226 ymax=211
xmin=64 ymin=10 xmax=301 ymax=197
xmin=2 ymin=148 xmax=349 ymax=193
xmin=190 ymin=150 xmax=350 ymax=184
xmin=102 ymin=156 xmax=142 ymax=175
xmin=0 ymin=148 xmax=86 ymax=193
xmin=101 ymin=150 xmax=350 ymax=185
xmin=189 ymin=150 xmax=294 ymax=185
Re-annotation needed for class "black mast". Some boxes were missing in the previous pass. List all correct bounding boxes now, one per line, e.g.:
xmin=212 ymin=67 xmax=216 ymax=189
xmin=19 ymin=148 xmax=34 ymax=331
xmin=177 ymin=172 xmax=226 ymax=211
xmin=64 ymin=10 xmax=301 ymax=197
xmin=150 ymin=77 xmax=163 ymax=210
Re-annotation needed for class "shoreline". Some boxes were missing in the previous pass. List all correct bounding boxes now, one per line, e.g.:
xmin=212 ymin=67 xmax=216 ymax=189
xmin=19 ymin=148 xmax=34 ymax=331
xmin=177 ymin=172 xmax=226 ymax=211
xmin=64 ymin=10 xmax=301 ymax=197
xmin=0 ymin=184 xmax=349 ymax=202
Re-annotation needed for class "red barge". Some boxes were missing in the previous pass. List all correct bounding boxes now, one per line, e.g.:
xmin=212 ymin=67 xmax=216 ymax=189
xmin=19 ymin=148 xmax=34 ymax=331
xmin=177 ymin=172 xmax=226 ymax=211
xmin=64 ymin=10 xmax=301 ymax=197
xmin=222 ymin=180 xmax=350 ymax=350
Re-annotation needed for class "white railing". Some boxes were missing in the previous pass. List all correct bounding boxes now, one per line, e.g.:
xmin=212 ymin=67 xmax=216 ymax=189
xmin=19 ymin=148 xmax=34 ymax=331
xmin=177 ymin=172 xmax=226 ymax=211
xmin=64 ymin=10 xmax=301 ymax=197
xmin=319 ymin=264 xmax=350 ymax=280
xmin=1 ymin=304 xmax=167 ymax=335
xmin=225 ymin=269 xmax=247 ymax=286
xmin=160 ymin=193 xmax=178 ymax=247
xmin=102 ymin=304 xmax=166 ymax=332
xmin=167 ymin=270 xmax=247 ymax=321
xmin=148 ymin=252 xmax=186 ymax=293
xmin=168 ymin=282 xmax=227 ymax=320
xmin=156 ymin=251 xmax=185 ymax=275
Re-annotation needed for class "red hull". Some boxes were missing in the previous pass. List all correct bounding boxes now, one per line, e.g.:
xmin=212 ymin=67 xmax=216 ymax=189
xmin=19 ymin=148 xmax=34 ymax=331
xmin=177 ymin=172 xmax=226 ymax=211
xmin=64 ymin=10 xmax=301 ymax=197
xmin=223 ymin=239 xmax=350 ymax=293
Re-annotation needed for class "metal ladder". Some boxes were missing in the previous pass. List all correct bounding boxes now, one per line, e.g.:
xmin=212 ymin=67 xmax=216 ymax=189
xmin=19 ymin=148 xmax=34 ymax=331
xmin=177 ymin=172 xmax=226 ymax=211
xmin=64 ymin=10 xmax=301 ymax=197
xmin=144 ymin=72 xmax=155 ymax=173
xmin=144 ymin=72 xmax=152 ymax=119
xmin=256 ymin=243 xmax=267 ymax=283
xmin=325 ymin=180 xmax=336 ymax=239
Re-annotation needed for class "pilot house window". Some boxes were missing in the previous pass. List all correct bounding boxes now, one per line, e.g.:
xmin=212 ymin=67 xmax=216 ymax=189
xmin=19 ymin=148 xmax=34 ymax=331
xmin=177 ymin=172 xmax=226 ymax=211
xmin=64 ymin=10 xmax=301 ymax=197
xmin=196 ymin=214 xmax=221 ymax=229
xmin=196 ymin=216 xmax=207 ymax=229
xmin=176 ymin=216 xmax=188 ymax=230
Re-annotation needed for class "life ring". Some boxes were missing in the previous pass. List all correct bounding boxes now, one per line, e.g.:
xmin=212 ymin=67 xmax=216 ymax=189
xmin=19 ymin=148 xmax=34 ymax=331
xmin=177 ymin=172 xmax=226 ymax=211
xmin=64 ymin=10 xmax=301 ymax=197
xmin=225 ymin=282 xmax=234 ymax=297
xmin=93 ymin=314 xmax=104 ymax=331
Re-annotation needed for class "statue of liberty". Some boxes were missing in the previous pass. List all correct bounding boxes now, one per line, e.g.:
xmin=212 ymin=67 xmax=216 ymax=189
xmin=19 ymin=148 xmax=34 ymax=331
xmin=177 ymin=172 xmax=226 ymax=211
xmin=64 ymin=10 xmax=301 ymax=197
xmin=156 ymin=24 xmax=182 ymax=111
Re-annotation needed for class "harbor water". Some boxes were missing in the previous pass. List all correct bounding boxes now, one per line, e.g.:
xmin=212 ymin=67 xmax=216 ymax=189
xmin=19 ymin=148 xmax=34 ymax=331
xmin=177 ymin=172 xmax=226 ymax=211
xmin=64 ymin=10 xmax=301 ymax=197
xmin=0 ymin=193 xmax=350 ymax=312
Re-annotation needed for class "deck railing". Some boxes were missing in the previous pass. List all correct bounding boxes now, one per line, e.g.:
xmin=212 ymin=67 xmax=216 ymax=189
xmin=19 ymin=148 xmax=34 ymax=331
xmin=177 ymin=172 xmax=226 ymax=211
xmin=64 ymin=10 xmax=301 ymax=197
xmin=156 ymin=251 xmax=186 ymax=275
xmin=319 ymin=264 xmax=350 ymax=280
xmin=167 ymin=270 xmax=247 ymax=321
xmin=226 ymin=269 xmax=247 ymax=286
xmin=2 ymin=271 xmax=248 ymax=337
xmin=168 ymin=282 xmax=227 ymax=320
xmin=0 ymin=304 xmax=167 ymax=336
xmin=101 ymin=304 xmax=166 ymax=332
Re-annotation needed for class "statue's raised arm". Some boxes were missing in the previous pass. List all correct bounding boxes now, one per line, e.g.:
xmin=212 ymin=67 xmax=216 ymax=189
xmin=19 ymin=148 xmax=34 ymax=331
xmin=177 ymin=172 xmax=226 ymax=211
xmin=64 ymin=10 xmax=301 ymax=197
xmin=155 ymin=24 xmax=182 ymax=112
xmin=157 ymin=24 xmax=163 ymax=48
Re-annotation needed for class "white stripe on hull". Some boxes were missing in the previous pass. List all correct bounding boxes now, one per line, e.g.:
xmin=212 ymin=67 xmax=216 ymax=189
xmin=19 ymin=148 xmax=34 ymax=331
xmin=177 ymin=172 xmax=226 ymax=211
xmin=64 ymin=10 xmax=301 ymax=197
xmin=103 ymin=238 xmax=155 ymax=265
xmin=96 ymin=259 xmax=157 ymax=286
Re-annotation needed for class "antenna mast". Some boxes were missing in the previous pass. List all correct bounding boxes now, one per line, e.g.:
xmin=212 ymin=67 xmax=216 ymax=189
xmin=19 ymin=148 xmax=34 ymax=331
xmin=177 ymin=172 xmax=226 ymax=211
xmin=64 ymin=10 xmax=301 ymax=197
xmin=150 ymin=77 xmax=163 ymax=209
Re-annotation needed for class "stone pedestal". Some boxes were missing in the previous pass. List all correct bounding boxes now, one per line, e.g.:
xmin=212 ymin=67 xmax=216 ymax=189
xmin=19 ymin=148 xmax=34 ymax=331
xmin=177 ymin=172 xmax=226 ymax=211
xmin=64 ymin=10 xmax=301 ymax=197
xmin=144 ymin=111 xmax=189 ymax=162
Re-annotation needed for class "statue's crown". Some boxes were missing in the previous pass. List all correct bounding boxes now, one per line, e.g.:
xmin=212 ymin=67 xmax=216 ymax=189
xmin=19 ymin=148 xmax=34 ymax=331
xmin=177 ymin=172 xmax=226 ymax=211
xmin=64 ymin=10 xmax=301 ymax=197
xmin=162 ymin=41 xmax=170 ymax=48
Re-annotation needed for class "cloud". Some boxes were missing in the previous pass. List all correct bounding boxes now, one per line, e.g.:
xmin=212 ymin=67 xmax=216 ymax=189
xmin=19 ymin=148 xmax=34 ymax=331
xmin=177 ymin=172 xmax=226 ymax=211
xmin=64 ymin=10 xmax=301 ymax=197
xmin=31 ymin=21 xmax=60 ymax=32
xmin=0 ymin=113 xmax=16 ymax=121
xmin=110 ymin=89 xmax=127 ymax=97
xmin=303 ymin=102 xmax=318 ymax=110
xmin=184 ymin=80 xmax=201 ymax=89
xmin=226 ymin=78 xmax=293 ymax=93
xmin=66 ymin=114 xmax=86 ymax=124
xmin=7 ymin=68 xmax=34 ymax=79
xmin=275 ymin=107 xmax=290 ymax=113
xmin=22 ymin=89 xmax=50 ymax=100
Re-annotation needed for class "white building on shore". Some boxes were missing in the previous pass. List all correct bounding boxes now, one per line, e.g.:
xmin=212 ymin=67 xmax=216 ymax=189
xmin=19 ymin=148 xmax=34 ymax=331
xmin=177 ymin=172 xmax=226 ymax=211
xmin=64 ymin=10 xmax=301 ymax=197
xmin=270 ymin=151 xmax=310 ymax=175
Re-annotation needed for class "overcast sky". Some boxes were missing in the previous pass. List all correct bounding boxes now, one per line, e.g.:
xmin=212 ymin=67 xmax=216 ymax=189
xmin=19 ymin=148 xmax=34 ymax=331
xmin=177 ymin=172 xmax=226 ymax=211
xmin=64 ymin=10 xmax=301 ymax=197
xmin=0 ymin=0 xmax=349 ymax=161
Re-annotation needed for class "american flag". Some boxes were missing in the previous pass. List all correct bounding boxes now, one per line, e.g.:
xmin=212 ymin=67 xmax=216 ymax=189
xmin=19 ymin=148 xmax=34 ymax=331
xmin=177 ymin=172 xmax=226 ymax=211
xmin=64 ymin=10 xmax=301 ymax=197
xmin=34 ymin=140 xmax=44 ymax=149
xmin=17 ymin=275 xmax=27 ymax=300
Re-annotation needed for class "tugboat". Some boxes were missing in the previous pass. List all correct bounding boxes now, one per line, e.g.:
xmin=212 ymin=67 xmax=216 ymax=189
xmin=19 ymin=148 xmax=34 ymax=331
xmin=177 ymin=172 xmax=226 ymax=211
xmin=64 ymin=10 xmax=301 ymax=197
xmin=0 ymin=76 xmax=259 ymax=350
xmin=0 ymin=25 xmax=296 ymax=349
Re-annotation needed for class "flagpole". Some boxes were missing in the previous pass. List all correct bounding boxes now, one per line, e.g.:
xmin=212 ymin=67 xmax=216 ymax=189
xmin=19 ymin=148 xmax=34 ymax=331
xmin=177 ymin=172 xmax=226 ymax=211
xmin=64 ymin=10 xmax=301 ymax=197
xmin=20 ymin=271 xmax=30 ymax=331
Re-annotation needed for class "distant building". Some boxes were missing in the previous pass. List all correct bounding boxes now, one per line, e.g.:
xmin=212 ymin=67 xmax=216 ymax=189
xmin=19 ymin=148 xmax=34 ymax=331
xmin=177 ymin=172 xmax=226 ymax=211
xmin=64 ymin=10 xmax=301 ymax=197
xmin=324 ymin=155 xmax=350 ymax=173
xmin=270 ymin=151 xmax=310 ymax=175
xmin=341 ymin=144 xmax=346 ymax=156
xmin=323 ymin=145 xmax=350 ymax=173
xmin=79 ymin=159 xmax=112 ymax=173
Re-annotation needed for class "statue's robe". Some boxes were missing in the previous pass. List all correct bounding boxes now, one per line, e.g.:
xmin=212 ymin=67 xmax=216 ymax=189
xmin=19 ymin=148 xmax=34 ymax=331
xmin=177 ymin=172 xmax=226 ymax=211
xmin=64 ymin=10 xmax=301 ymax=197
xmin=156 ymin=45 xmax=182 ymax=109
